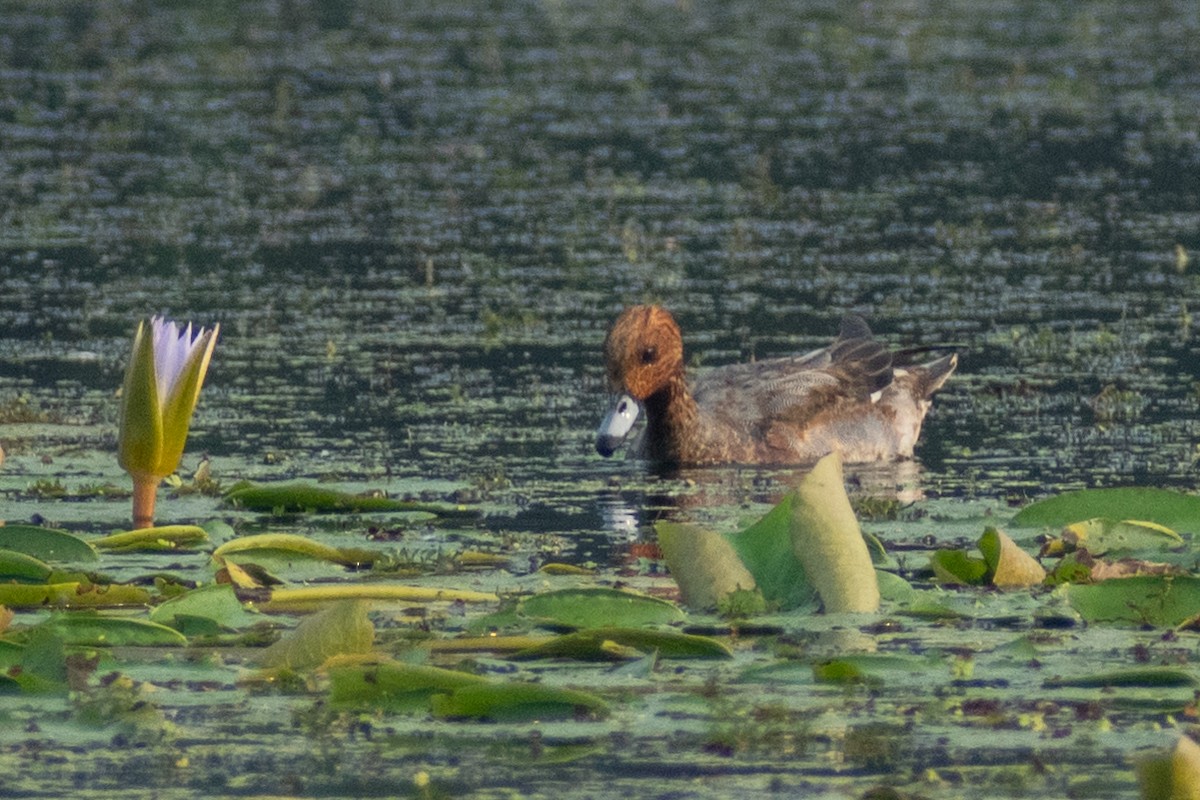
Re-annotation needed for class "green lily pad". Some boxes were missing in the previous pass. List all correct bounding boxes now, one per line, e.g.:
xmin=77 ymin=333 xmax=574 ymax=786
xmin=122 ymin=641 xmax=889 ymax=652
xmin=430 ymin=681 xmax=609 ymax=721
xmin=1042 ymin=667 xmax=1198 ymax=689
xmin=1066 ymin=575 xmax=1200 ymax=627
xmin=256 ymin=600 xmax=374 ymax=670
xmin=328 ymin=659 xmax=488 ymax=712
xmin=0 ymin=525 xmax=98 ymax=563
xmin=1060 ymin=518 xmax=1183 ymax=554
xmin=725 ymin=493 xmax=818 ymax=612
xmin=511 ymin=626 xmax=733 ymax=660
xmin=1012 ymin=488 xmax=1200 ymax=532
xmin=150 ymin=583 xmax=257 ymax=631
xmin=0 ymin=582 xmax=152 ymax=609
xmin=0 ymin=548 xmax=53 ymax=582
xmin=34 ymin=613 xmax=188 ymax=647
xmin=929 ymin=548 xmax=989 ymax=586
xmin=213 ymin=533 xmax=381 ymax=567
xmin=519 ymin=588 xmax=685 ymax=629
xmin=92 ymin=525 xmax=209 ymax=551
xmin=224 ymin=482 xmax=475 ymax=518
xmin=656 ymin=521 xmax=759 ymax=611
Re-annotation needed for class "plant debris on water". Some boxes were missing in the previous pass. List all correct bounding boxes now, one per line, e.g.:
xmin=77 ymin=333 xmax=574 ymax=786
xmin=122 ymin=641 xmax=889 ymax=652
xmin=2 ymin=0 xmax=1200 ymax=798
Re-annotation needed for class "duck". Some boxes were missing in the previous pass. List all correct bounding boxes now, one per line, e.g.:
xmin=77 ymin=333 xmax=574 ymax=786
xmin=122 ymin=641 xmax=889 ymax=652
xmin=595 ymin=304 xmax=957 ymax=465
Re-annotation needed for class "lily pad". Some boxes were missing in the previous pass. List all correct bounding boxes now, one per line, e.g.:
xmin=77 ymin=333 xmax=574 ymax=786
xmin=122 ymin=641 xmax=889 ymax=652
xmin=929 ymin=549 xmax=989 ymax=586
xmin=0 ymin=525 xmax=98 ymax=563
xmin=789 ymin=453 xmax=880 ymax=613
xmin=92 ymin=525 xmax=209 ymax=551
xmin=430 ymin=681 xmax=609 ymax=722
xmin=657 ymin=521 xmax=758 ymax=611
xmin=150 ymin=583 xmax=258 ymax=631
xmin=328 ymin=659 xmax=488 ymax=712
xmin=0 ymin=582 xmax=151 ymax=609
xmin=1138 ymin=735 xmax=1200 ymax=800
xmin=213 ymin=533 xmax=381 ymax=567
xmin=725 ymin=493 xmax=817 ymax=612
xmin=261 ymin=584 xmax=499 ymax=612
xmin=980 ymin=527 xmax=1047 ymax=588
xmin=1066 ymin=575 xmax=1200 ymax=627
xmin=511 ymin=626 xmax=733 ymax=660
xmin=1042 ymin=667 xmax=1198 ymax=689
xmin=256 ymin=600 xmax=374 ymax=670
xmin=1012 ymin=488 xmax=1200 ymax=532
xmin=0 ymin=548 xmax=53 ymax=582
xmin=1060 ymin=518 xmax=1183 ymax=555
xmin=518 ymin=588 xmax=685 ymax=629
xmin=224 ymin=482 xmax=474 ymax=518
xmin=35 ymin=613 xmax=187 ymax=647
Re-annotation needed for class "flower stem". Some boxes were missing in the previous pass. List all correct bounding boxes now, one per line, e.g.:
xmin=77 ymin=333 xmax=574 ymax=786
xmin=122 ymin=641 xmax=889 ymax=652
xmin=131 ymin=475 xmax=159 ymax=529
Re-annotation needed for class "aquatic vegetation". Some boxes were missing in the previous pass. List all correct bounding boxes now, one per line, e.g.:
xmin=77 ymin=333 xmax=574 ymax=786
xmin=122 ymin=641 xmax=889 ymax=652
xmin=117 ymin=317 xmax=219 ymax=529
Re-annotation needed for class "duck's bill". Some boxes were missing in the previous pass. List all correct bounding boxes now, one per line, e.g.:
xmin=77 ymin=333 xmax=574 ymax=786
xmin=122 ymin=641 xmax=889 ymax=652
xmin=596 ymin=393 xmax=640 ymax=457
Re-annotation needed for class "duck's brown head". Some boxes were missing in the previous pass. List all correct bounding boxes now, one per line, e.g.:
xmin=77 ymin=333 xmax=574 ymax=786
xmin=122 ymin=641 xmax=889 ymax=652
xmin=602 ymin=304 xmax=685 ymax=400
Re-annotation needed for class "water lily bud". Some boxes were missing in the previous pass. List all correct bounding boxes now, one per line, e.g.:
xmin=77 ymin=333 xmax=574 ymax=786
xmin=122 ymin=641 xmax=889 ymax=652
xmin=118 ymin=316 xmax=218 ymax=528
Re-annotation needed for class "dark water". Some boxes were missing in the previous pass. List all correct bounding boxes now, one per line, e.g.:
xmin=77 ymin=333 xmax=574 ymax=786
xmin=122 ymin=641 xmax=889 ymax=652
xmin=1 ymin=0 xmax=1199 ymax=795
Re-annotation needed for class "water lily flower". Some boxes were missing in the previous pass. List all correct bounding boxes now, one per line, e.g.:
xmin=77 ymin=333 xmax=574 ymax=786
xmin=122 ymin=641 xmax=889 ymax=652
xmin=118 ymin=316 xmax=219 ymax=529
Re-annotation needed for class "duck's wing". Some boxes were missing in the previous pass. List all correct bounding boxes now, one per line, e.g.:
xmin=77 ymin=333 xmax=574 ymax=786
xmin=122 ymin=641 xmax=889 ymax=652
xmin=692 ymin=315 xmax=894 ymax=430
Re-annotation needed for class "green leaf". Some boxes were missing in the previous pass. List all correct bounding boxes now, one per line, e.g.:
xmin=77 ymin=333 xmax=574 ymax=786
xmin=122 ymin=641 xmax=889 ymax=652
xmin=1067 ymin=576 xmax=1200 ymax=627
xmin=224 ymin=482 xmax=475 ymax=518
xmin=1061 ymin=518 xmax=1183 ymax=555
xmin=929 ymin=549 xmax=989 ymax=585
xmin=256 ymin=600 xmax=374 ymax=670
xmin=328 ymin=659 xmax=487 ymax=712
xmin=725 ymin=493 xmax=817 ymax=612
xmin=430 ymin=681 xmax=609 ymax=721
xmin=979 ymin=527 xmax=1046 ymax=588
xmin=1042 ymin=667 xmax=1198 ymax=689
xmin=150 ymin=583 xmax=257 ymax=631
xmin=0 ymin=548 xmax=53 ymax=582
xmin=212 ymin=533 xmax=381 ymax=567
xmin=0 ymin=525 xmax=98 ymax=563
xmin=788 ymin=453 xmax=879 ymax=612
xmin=0 ymin=582 xmax=151 ymax=609
xmin=1012 ymin=488 xmax=1200 ymax=532
xmin=1138 ymin=735 xmax=1200 ymax=800
xmin=511 ymin=627 xmax=733 ymax=660
xmin=656 ymin=521 xmax=758 ymax=611
xmin=36 ymin=613 xmax=187 ymax=647
xmin=518 ymin=588 xmax=684 ymax=629
xmin=92 ymin=525 xmax=209 ymax=551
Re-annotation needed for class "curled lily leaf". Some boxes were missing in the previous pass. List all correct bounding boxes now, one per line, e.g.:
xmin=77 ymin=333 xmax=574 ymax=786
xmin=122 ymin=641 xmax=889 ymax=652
xmin=118 ymin=316 xmax=219 ymax=528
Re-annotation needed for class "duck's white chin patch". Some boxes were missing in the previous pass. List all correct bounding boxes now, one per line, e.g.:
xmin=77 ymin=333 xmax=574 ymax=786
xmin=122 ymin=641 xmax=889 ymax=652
xmin=596 ymin=393 xmax=640 ymax=457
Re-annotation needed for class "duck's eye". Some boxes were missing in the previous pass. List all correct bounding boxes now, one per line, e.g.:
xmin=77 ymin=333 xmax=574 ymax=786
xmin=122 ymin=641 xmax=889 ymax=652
xmin=640 ymin=346 xmax=657 ymax=365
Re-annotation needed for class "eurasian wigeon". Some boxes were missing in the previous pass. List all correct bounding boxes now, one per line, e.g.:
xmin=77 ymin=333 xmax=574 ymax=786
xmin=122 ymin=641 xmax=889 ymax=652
xmin=596 ymin=305 xmax=957 ymax=465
